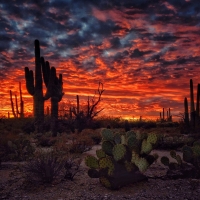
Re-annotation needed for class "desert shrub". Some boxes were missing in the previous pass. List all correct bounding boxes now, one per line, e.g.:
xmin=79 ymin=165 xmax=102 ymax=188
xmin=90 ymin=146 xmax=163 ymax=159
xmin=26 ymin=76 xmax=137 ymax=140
xmin=0 ymin=133 xmax=35 ymax=161
xmin=52 ymin=135 xmax=71 ymax=156
xmin=81 ymin=129 xmax=102 ymax=144
xmin=37 ymin=133 xmax=57 ymax=147
xmin=64 ymin=154 xmax=82 ymax=181
xmin=23 ymin=151 xmax=65 ymax=184
xmin=157 ymin=121 xmax=179 ymax=128
xmin=0 ymin=118 xmax=35 ymax=134
xmin=68 ymin=133 xmax=94 ymax=154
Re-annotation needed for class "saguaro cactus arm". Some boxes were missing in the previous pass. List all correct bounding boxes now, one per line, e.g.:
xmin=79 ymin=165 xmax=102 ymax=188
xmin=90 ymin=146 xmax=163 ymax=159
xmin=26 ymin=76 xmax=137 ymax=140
xmin=25 ymin=67 xmax=34 ymax=95
xmin=196 ymin=84 xmax=200 ymax=117
xmin=41 ymin=57 xmax=50 ymax=88
xmin=190 ymin=79 xmax=195 ymax=112
xmin=10 ymin=90 xmax=17 ymax=118
xmin=43 ymin=63 xmax=64 ymax=101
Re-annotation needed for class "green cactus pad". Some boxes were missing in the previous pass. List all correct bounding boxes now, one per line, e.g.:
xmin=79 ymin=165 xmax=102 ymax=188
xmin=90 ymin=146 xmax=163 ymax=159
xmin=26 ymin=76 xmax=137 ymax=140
xmin=102 ymin=141 xmax=114 ymax=156
xmin=127 ymin=136 xmax=138 ymax=150
xmin=170 ymin=150 xmax=177 ymax=159
xmin=101 ymin=128 xmax=114 ymax=141
xmin=192 ymin=145 xmax=200 ymax=157
xmin=85 ymin=155 xmax=99 ymax=169
xmin=126 ymin=130 xmax=136 ymax=138
xmin=193 ymin=141 xmax=200 ymax=147
xmin=112 ymin=144 xmax=126 ymax=161
xmin=147 ymin=133 xmax=157 ymax=145
xmin=160 ymin=156 xmax=170 ymax=166
xmin=135 ymin=158 xmax=149 ymax=172
xmin=121 ymin=135 xmax=126 ymax=145
xmin=99 ymin=157 xmax=115 ymax=176
xmin=114 ymin=133 xmax=121 ymax=144
xmin=99 ymin=177 xmax=111 ymax=188
xmin=182 ymin=146 xmax=193 ymax=163
xmin=141 ymin=139 xmax=152 ymax=155
xmin=131 ymin=151 xmax=139 ymax=164
xmin=96 ymin=149 xmax=106 ymax=159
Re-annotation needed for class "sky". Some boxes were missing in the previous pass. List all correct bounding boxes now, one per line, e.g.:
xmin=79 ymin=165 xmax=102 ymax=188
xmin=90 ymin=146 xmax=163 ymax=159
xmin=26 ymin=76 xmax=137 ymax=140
xmin=0 ymin=0 xmax=200 ymax=121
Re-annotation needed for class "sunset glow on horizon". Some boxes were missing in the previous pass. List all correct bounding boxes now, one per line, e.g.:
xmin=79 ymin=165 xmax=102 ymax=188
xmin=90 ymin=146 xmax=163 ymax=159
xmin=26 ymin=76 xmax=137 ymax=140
xmin=1 ymin=0 xmax=200 ymax=121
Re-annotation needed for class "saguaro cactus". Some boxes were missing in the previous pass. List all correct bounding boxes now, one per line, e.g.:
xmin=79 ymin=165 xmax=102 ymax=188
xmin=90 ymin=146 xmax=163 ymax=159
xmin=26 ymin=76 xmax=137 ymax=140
xmin=190 ymin=79 xmax=195 ymax=127
xmin=25 ymin=40 xmax=45 ymax=132
xmin=10 ymin=90 xmax=17 ymax=118
xmin=41 ymin=57 xmax=64 ymax=136
xmin=184 ymin=97 xmax=189 ymax=125
xmin=9 ymin=82 xmax=24 ymax=118
xmin=196 ymin=84 xmax=200 ymax=118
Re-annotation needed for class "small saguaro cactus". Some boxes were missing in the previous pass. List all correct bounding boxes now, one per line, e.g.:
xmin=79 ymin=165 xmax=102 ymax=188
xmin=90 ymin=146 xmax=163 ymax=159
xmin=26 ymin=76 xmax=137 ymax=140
xmin=85 ymin=129 xmax=158 ymax=190
xmin=9 ymin=82 xmax=24 ymax=118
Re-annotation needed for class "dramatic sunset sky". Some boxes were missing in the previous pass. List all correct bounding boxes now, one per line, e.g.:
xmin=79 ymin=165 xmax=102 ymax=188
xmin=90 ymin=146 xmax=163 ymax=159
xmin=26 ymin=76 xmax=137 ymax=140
xmin=0 ymin=0 xmax=200 ymax=120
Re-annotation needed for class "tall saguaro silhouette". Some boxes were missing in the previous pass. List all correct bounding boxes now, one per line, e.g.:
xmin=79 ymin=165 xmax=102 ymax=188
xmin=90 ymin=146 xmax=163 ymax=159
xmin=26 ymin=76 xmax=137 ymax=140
xmin=25 ymin=40 xmax=47 ymax=132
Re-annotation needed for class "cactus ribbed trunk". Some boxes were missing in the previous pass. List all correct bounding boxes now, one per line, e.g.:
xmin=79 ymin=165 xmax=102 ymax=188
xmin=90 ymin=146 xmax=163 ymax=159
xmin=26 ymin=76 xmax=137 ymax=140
xmin=196 ymin=84 xmax=200 ymax=130
xmin=69 ymin=107 xmax=72 ymax=119
xmin=43 ymin=63 xmax=64 ymax=136
xmin=76 ymin=95 xmax=80 ymax=114
xmin=51 ymin=97 xmax=59 ymax=137
xmin=196 ymin=84 xmax=200 ymax=118
xmin=163 ymin=108 xmax=164 ymax=120
xmin=15 ymin=95 xmax=19 ymax=118
xmin=19 ymin=82 xmax=24 ymax=118
xmin=190 ymin=79 xmax=195 ymax=128
xmin=184 ymin=97 xmax=189 ymax=125
xmin=10 ymin=90 xmax=17 ymax=118
xmin=34 ymin=40 xmax=44 ymax=121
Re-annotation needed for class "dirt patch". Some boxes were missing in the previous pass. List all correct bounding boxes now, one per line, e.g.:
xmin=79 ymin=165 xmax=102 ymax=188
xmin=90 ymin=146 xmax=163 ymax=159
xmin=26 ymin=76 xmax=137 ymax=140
xmin=1 ymin=156 xmax=200 ymax=200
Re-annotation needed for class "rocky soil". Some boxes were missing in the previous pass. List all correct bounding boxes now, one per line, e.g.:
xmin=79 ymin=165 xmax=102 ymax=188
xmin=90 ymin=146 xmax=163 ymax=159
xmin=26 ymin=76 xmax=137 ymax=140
xmin=1 ymin=155 xmax=200 ymax=200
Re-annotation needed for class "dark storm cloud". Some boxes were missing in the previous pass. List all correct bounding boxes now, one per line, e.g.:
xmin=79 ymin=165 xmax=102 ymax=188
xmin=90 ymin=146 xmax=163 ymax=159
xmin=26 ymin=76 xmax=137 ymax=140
xmin=153 ymin=33 xmax=181 ymax=43
xmin=130 ymin=49 xmax=152 ymax=58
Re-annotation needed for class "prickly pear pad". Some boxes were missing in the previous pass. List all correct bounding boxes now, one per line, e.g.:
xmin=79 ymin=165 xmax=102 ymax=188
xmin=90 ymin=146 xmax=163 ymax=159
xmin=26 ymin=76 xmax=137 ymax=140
xmin=112 ymin=144 xmax=126 ymax=161
xmin=101 ymin=128 xmax=114 ymax=141
xmin=85 ymin=155 xmax=99 ymax=169
xmin=99 ymin=177 xmax=111 ymax=188
xmin=147 ymin=133 xmax=157 ymax=145
xmin=102 ymin=141 xmax=114 ymax=155
xmin=135 ymin=158 xmax=149 ymax=172
xmin=96 ymin=149 xmax=106 ymax=159
xmin=99 ymin=157 xmax=115 ymax=176
xmin=141 ymin=139 xmax=152 ymax=154
xmin=160 ymin=156 xmax=170 ymax=166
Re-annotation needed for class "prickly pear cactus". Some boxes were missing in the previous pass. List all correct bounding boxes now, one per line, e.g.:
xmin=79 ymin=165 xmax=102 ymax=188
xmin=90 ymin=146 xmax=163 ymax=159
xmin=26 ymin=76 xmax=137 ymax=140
xmin=161 ymin=143 xmax=200 ymax=178
xmin=85 ymin=128 xmax=158 ymax=189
